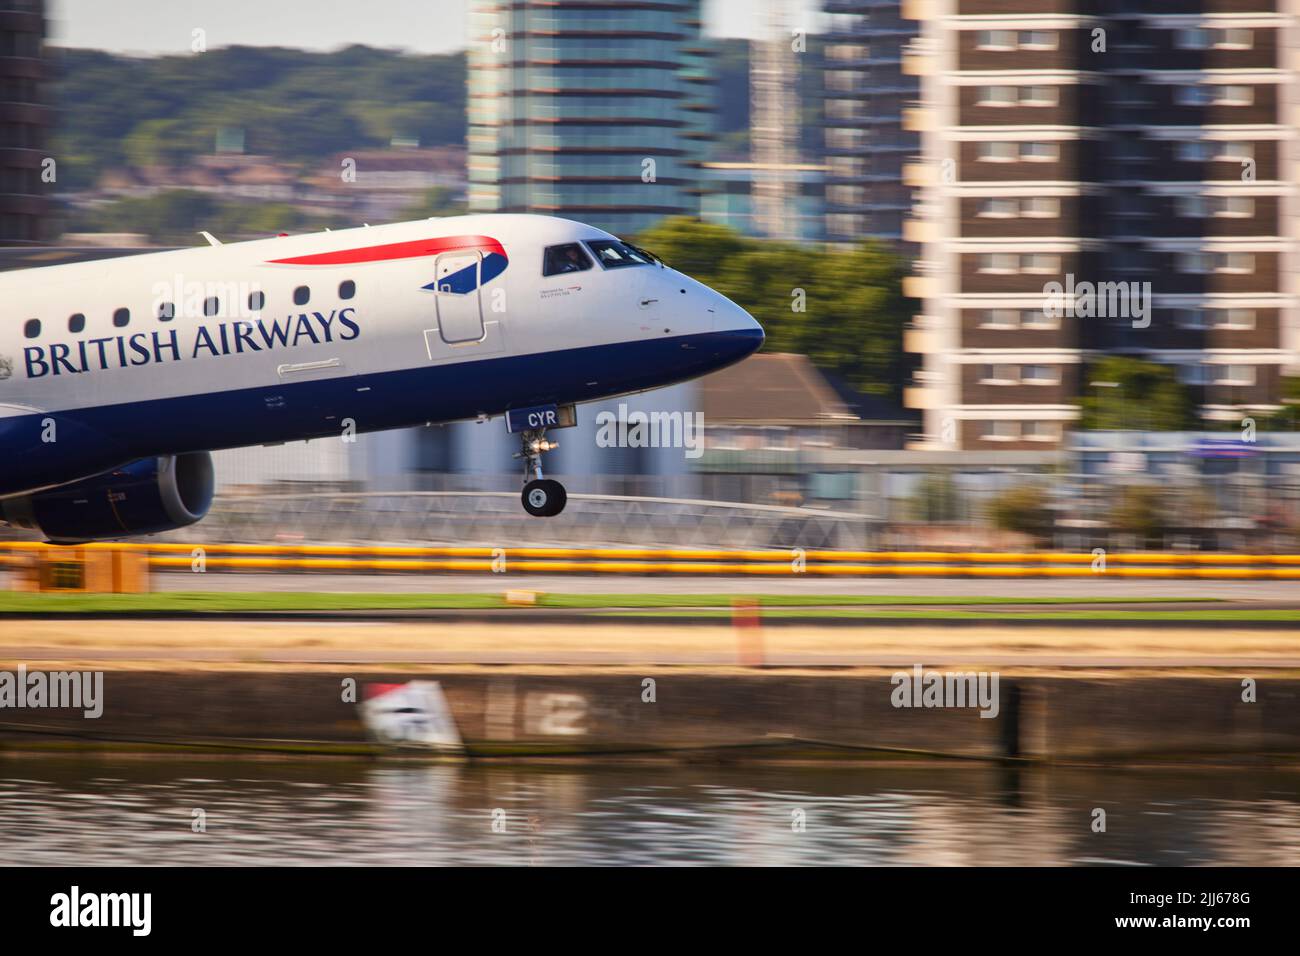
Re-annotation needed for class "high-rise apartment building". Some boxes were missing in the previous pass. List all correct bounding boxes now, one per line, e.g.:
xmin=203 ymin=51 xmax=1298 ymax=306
xmin=823 ymin=0 xmax=921 ymax=244
xmin=902 ymin=0 xmax=1297 ymax=450
xmin=0 ymin=0 xmax=49 ymax=244
xmin=466 ymin=0 xmax=711 ymax=238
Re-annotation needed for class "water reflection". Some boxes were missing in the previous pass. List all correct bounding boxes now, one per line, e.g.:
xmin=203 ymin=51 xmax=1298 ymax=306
xmin=0 ymin=759 xmax=1296 ymax=866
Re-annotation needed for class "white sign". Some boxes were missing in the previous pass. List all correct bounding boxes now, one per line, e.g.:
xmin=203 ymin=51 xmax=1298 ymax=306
xmin=362 ymin=680 xmax=463 ymax=752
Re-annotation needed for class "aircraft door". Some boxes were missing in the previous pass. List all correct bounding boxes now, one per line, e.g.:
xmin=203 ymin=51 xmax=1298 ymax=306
xmin=433 ymin=251 xmax=485 ymax=343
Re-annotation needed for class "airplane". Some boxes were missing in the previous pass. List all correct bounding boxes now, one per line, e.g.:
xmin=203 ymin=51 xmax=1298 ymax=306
xmin=0 ymin=214 xmax=764 ymax=543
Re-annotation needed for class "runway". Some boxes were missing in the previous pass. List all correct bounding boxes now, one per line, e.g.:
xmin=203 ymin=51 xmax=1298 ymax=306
xmin=3 ymin=618 xmax=1298 ymax=670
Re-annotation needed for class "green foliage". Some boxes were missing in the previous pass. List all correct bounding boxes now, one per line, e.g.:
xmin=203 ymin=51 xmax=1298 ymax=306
xmin=1078 ymin=356 xmax=1196 ymax=431
xmin=636 ymin=217 xmax=911 ymax=399
xmin=907 ymin=473 xmax=963 ymax=523
xmin=1257 ymin=376 xmax=1300 ymax=430
xmin=50 ymin=46 xmax=468 ymax=189
xmin=399 ymin=186 xmax=467 ymax=220
xmin=1110 ymin=484 xmax=1168 ymax=546
xmin=987 ymin=484 xmax=1053 ymax=540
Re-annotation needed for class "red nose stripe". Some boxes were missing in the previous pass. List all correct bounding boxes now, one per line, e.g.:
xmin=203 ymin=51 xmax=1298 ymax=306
xmin=268 ymin=235 xmax=506 ymax=266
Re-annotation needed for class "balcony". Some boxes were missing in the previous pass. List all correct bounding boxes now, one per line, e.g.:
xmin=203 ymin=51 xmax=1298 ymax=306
xmin=900 ymin=0 xmax=938 ymax=21
xmin=902 ymin=274 xmax=938 ymax=299
xmin=902 ymin=106 xmax=935 ymax=132
xmin=903 ymin=317 xmax=942 ymax=353
xmin=903 ymin=218 xmax=939 ymax=244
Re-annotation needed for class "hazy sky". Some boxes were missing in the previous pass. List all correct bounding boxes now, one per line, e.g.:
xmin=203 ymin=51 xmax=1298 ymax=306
xmin=49 ymin=0 xmax=823 ymax=55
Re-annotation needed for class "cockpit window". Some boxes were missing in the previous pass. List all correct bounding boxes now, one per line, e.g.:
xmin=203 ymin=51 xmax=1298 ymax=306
xmin=584 ymin=239 xmax=657 ymax=269
xmin=542 ymin=243 xmax=594 ymax=277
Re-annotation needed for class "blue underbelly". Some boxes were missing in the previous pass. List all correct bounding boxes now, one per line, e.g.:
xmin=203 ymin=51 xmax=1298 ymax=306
xmin=0 ymin=329 xmax=761 ymax=498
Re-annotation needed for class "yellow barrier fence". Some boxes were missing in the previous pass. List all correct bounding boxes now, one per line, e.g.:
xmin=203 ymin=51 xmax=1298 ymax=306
xmin=2 ymin=541 xmax=1299 ymax=577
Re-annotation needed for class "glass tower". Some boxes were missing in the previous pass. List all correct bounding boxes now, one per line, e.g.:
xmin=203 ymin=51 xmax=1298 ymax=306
xmin=467 ymin=0 xmax=711 ymax=238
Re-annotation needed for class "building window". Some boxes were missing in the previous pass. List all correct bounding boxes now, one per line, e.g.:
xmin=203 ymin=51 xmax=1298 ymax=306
xmin=1215 ymin=365 xmax=1255 ymax=386
xmin=982 ymin=421 xmax=1019 ymax=441
xmin=1022 ymin=421 xmax=1060 ymax=442
xmin=1177 ymin=140 xmax=1252 ymax=163
xmin=977 ymin=141 xmax=1018 ymax=162
xmin=980 ymin=364 xmax=1020 ymax=385
xmin=1019 ymin=31 xmax=1057 ymax=50
xmin=1022 ymin=197 xmax=1060 ymax=218
xmin=1176 ymin=140 xmax=1213 ymax=162
xmin=339 ymin=280 xmax=356 ymax=300
xmin=977 ymin=198 xmax=1019 ymax=218
xmin=975 ymin=30 xmax=1017 ymax=51
xmin=1177 ymin=27 xmax=1252 ymax=50
xmin=979 ymin=309 xmax=1020 ymax=329
xmin=1020 ymin=142 xmax=1058 ymax=162
xmin=981 ymin=308 xmax=1059 ymax=330
xmin=1214 ymin=85 xmax=1253 ymax=106
xmin=68 ymin=313 xmax=85 ymax=334
xmin=1180 ymin=194 xmax=1253 ymax=219
xmin=23 ymin=318 xmax=39 ymax=339
xmin=976 ymin=86 xmax=1019 ymax=107
xmin=1219 ymin=308 xmax=1256 ymax=330
xmin=293 ymin=286 xmax=310 ymax=306
xmin=1179 ymin=84 xmax=1253 ymax=106
xmin=974 ymin=30 xmax=1056 ymax=51
xmin=1021 ymin=365 xmax=1059 ymax=385
xmin=977 ymin=253 xmax=1020 ymax=274
xmin=1021 ymin=253 xmax=1060 ymax=274
xmin=1019 ymin=86 xmax=1058 ymax=107
xmin=113 ymin=308 xmax=130 ymax=328
xmin=1178 ymin=251 xmax=1254 ymax=274
xmin=1216 ymin=196 xmax=1254 ymax=218
xmin=1218 ymin=141 xmax=1253 ymax=161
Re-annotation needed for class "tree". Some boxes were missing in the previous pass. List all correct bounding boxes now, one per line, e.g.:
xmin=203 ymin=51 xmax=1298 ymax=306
xmin=988 ymin=484 xmax=1053 ymax=540
xmin=400 ymin=186 xmax=467 ymax=221
xmin=1078 ymin=356 xmax=1196 ymax=430
xmin=1258 ymin=375 xmax=1300 ymax=431
xmin=634 ymin=216 xmax=749 ymax=284
xmin=1110 ymin=484 xmax=1168 ymax=547
xmin=908 ymin=473 xmax=963 ymax=523
xmin=634 ymin=218 xmax=911 ymax=400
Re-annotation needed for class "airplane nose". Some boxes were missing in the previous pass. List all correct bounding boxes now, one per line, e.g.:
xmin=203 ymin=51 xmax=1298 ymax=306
xmin=712 ymin=300 xmax=764 ymax=366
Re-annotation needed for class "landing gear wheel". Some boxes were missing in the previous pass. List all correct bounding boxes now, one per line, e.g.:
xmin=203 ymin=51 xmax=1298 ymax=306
xmin=522 ymin=478 xmax=567 ymax=517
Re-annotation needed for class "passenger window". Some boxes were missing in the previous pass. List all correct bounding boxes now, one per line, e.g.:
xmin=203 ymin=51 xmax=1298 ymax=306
xmin=68 ymin=313 xmax=85 ymax=333
xmin=113 ymin=308 xmax=130 ymax=328
xmin=23 ymin=318 xmax=39 ymax=338
xmin=249 ymin=291 xmax=265 ymax=312
xmin=157 ymin=303 xmax=174 ymax=322
xmin=294 ymin=286 xmax=310 ymax=305
xmin=543 ymin=243 xmax=593 ymax=277
xmin=339 ymin=280 xmax=355 ymax=300
xmin=203 ymin=297 xmax=219 ymax=317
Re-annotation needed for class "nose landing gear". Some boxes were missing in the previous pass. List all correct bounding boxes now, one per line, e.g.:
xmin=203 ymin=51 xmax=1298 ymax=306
xmin=516 ymin=428 xmax=567 ymax=517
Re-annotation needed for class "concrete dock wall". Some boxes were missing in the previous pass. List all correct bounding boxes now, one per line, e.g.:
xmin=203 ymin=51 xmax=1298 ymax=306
xmin=0 ymin=671 xmax=1296 ymax=761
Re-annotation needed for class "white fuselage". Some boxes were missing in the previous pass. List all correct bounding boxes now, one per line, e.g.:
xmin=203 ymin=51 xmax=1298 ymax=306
xmin=0 ymin=213 xmax=762 ymax=501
